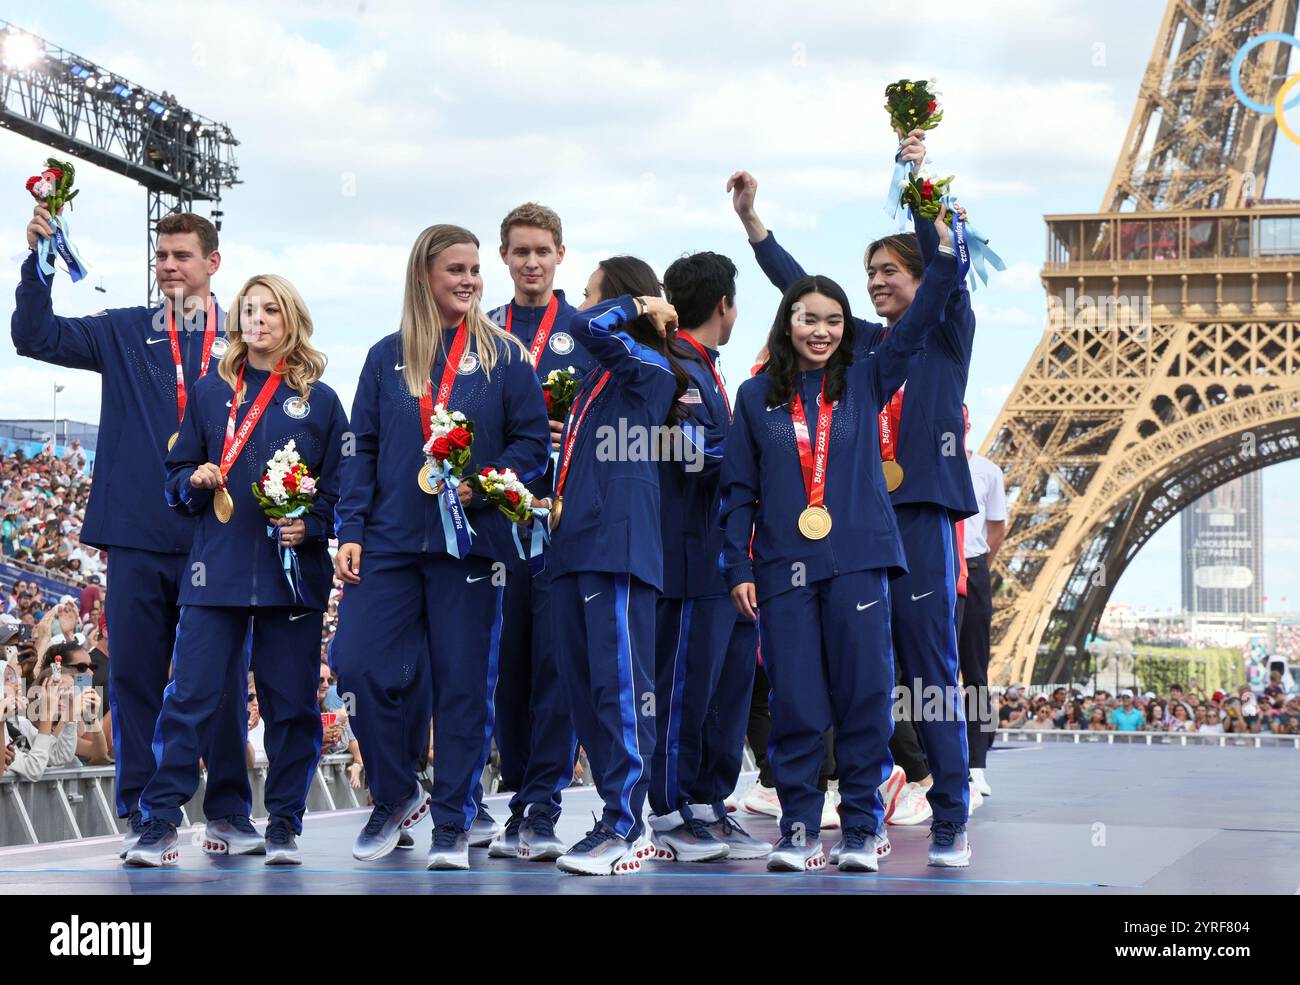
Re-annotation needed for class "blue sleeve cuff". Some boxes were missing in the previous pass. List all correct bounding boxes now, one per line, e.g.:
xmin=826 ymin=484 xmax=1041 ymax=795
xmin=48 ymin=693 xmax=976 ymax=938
xmin=335 ymin=523 xmax=364 ymax=546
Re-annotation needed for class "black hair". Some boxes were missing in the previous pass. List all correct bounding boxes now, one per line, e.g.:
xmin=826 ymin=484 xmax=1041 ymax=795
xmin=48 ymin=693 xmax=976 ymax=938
xmin=865 ymin=232 xmax=923 ymax=280
xmin=762 ymin=274 xmax=857 ymax=408
xmin=595 ymin=256 xmax=692 ymax=426
xmin=663 ymin=251 xmax=737 ymax=330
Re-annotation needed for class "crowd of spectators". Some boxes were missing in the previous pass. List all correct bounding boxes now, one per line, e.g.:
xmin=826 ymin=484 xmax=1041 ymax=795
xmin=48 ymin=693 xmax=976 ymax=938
xmin=1275 ymin=622 xmax=1300 ymax=660
xmin=997 ymin=673 xmax=1300 ymax=735
xmin=0 ymin=446 xmax=105 ymax=584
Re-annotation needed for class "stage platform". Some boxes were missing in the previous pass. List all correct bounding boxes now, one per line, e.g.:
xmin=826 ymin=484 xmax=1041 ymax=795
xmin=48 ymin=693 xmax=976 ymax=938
xmin=2 ymin=743 xmax=1297 ymax=895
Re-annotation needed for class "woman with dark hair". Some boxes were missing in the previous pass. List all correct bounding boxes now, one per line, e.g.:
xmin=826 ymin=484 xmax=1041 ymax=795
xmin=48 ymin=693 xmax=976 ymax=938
xmin=732 ymin=168 xmax=980 ymax=867
xmin=545 ymin=256 xmax=689 ymax=875
xmin=719 ymin=209 xmax=960 ymax=873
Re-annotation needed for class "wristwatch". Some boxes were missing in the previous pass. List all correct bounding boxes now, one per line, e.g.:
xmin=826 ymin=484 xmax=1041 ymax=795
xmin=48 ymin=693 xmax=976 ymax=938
xmin=634 ymin=296 xmax=647 ymax=317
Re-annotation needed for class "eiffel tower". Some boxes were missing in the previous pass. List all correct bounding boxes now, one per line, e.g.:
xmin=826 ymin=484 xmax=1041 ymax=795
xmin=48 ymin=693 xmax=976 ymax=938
xmin=985 ymin=0 xmax=1300 ymax=685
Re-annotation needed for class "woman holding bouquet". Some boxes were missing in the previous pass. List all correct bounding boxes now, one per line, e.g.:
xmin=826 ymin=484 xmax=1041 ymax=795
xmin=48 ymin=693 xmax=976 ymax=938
xmin=332 ymin=224 xmax=549 ymax=870
xmin=718 ymin=210 xmax=959 ymax=874
xmin=127 ymin=274 xmax=347 ymax=867
xmin=732 ymin=164 xmax=981 ymax=866
xmin=545 ymin=256 xmax=692 ymax=876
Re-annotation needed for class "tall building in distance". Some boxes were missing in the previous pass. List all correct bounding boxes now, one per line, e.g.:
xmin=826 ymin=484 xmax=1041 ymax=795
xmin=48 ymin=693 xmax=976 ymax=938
xmin=1181 ymin=473 xmax=1264 ymax=615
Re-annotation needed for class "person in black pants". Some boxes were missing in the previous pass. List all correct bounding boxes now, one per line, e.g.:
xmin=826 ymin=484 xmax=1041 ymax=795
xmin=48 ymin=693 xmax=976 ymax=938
xmin=958 ymin=412 xmax=1007 ymax=797
xmin=958 ymin=553 xmax=994 ymax=777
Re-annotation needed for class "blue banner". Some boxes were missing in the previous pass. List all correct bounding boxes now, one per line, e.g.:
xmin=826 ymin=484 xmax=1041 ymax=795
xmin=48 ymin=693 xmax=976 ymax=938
xmin=941 ymin=194 xmax=1006 ymax=291
xmin=268 ymin=506 xmax=308 ymax=604
xmin=883 ymin=150 xmax=912 ymax=230
xmin=434 ymin=466 xmax=475 ymax=558
xmin=36 ymin=216 xmax=89 ymax=286
xmin=511 ymin=509 xmax=550 ymax=570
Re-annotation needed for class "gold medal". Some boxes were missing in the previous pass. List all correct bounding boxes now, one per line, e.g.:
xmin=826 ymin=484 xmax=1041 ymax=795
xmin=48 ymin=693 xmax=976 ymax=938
xmin=797 ymin=505 xmax=832 ymax=540
xmin=417 ymin=462 xmax=438 ymax=495
xmin=167 ymin=432 xmax=179 ymax=451
xmin=213 ymin=486 xmax=235 ymax=524
xmin=882 ymin=460 xmax=905 ymax=492
xmin=550 ymin=495 xmax=563 ymax=531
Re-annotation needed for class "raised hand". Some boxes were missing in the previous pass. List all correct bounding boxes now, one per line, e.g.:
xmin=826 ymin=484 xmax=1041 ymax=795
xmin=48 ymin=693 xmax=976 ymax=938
xmin=25 ymin=203 xmax=58 ymax=250
xmin=641 ymin=297 xmax=678 ymax=338
xmin=726 ymin=171 xmax=768 ymax=243
xmin=898 ymin=127 xmax=927 ymax=169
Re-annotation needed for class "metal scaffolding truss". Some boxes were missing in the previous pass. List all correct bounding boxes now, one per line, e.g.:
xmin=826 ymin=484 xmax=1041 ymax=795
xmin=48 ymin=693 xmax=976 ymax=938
xmin=0 ymin=19 xmax=240 ymax=301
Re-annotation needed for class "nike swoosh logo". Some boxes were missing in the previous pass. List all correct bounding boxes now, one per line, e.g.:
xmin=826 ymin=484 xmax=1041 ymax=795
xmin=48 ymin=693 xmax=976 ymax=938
xmin=911 ymin=591 xmax=934 ymax=602
xmin=395 ymin=363 xmax=406 ymax=371
xmin=466 ymin=575 xmax=488 ymax=584
xmin=584 ymin=593 xmax=601 ymax=604
xmin=856 ymin=601 xmax=879 ymax=611
xmin=289 ymin=611 xmax=316 ymax=622
xmin=145 ymin=337 xmax=170 ymax=345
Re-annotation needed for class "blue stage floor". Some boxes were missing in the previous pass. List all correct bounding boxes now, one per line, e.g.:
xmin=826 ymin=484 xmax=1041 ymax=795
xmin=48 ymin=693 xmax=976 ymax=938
xmin=2 ymin=743 xmax=1297 ymax=894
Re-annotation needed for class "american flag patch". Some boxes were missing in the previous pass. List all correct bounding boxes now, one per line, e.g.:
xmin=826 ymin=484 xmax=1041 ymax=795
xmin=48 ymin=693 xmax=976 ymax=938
xmin=680 ymin=387 xmax=703 ymax=404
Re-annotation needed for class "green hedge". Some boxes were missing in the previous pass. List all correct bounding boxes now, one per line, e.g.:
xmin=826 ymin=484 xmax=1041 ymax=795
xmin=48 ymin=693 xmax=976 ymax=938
xmin=1130 ymin=647 xmax=1244 ymax=695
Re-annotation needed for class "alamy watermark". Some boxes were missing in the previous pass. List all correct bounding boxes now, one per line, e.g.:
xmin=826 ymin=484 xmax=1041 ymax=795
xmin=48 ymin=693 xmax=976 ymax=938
xmin=1047 ymin=288 xmax=1152 ymax=334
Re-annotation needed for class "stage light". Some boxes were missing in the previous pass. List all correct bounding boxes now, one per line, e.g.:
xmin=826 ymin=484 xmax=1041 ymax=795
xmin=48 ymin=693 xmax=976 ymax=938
xmin=111 ymin=83 xmax=131 ymax=97
xmin=2 ymin=31 xmax=44 ymax=69
xmin=147 ymin=100 xmax=165 ymax=115
xmin=68 ymin=63 xmax=92 ymax=79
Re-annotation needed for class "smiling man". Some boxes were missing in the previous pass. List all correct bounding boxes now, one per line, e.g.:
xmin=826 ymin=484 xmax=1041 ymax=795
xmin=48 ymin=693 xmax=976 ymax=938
xmin=482 ymin=203 xmax=597 ymax=860
xmin=11 ymin=207 xmax=255 ymax=858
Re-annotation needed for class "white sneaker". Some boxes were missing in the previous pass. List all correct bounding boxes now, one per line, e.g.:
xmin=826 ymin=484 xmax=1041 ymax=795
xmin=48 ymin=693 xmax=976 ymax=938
xmin=820 ymin=788 xmax=841 ymax=830
xmin=879 ymin=765 xmax=906 ymax=823
xmin=970 ymin=767 xmax=992 ymax=797
xmin=742 ymin=782 xmax=781 ymax=818
xmin=968 ymin=782 xmax=984 ymax=813
xmin=723 ymin=789 xmax=742 ymax=813
xmin=887 ymin=782 xmax=933 ymax=826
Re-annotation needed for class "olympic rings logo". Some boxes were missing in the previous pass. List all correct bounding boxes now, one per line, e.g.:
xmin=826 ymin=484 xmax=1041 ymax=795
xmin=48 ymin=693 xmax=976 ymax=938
xmin=1230 ymin=33 xmax=1300 ymax=146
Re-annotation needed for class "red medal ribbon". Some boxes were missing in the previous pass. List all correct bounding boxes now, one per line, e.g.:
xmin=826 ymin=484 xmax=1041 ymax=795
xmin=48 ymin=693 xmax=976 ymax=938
xmin=219 ymin=359 xmax=286 ymax=481
xmin=554 ymin=370 xmax=612 ymax=500
xmin=168 ymin=298 xmax=218 ymax=426
xmin=878 ymin=385 xmax=904 ymax=464
xmin=507 ymin=296 xmax=560 ymax=370
xmin=678 ymin=333 xmax=731 ymax=420
xmin=418 ymin=322 xmax=469 ymax=445
xmin=789 ymin=376 xmax=832 ymax=508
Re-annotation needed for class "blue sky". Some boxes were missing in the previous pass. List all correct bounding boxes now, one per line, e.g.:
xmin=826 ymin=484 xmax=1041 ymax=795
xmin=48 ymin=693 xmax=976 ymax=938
xmin=2 ymin=0 xmax=1299 ymax=610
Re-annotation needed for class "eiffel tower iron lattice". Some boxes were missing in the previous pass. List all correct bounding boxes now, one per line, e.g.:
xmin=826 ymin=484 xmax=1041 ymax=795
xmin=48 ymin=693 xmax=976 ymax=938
xmin=984 ymin=0 xmax=1300 ymax=685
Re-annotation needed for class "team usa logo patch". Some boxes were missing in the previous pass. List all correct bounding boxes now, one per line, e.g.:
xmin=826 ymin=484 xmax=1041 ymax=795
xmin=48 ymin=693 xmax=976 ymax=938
xmin=210 ymin=337 xmax=229 ymax=358
xmin=283 ymin=396 xmax=310 ymax=419
xmin=549 ymin=332 xmax=575 ymax=355
xmin=458 ymin=352 xmax=480 ymax=376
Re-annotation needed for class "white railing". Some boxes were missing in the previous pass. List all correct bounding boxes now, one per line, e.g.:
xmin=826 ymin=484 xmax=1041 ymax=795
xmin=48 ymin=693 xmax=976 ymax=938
xmin=0 ymin=754 xmax=377 ymax=847
xmin=993 ymin=728 xmax=1300 ymax=749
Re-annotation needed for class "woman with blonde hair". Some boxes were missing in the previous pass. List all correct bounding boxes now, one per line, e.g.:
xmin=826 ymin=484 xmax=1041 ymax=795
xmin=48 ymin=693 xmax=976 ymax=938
xmin=332 ymin=224 xmax=549 ymax=870
xmin=126 ymin=274 xmax=348 ymax=868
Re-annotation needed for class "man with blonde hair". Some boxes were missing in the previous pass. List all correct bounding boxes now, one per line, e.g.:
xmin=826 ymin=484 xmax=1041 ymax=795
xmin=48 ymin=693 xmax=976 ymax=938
xmin=482 ymin=202 xmax=597 ymax=860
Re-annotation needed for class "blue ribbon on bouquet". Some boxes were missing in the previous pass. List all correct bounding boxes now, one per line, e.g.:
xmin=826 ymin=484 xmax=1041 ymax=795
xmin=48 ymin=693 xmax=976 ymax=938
xmin=432 ymin=463 xmax=475 ymax=559
xmin=939 ymin=193 xmax=1005 ymax=291
xmin=512 ymin=507 xmax=550 ymax=574
xmin=35 ymin=215 xmax=89 ymax=286
xmin=269 ymin=505 xmax=308 ymax=604
xmin=883 ymin=147 xmax=913 ymax=230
